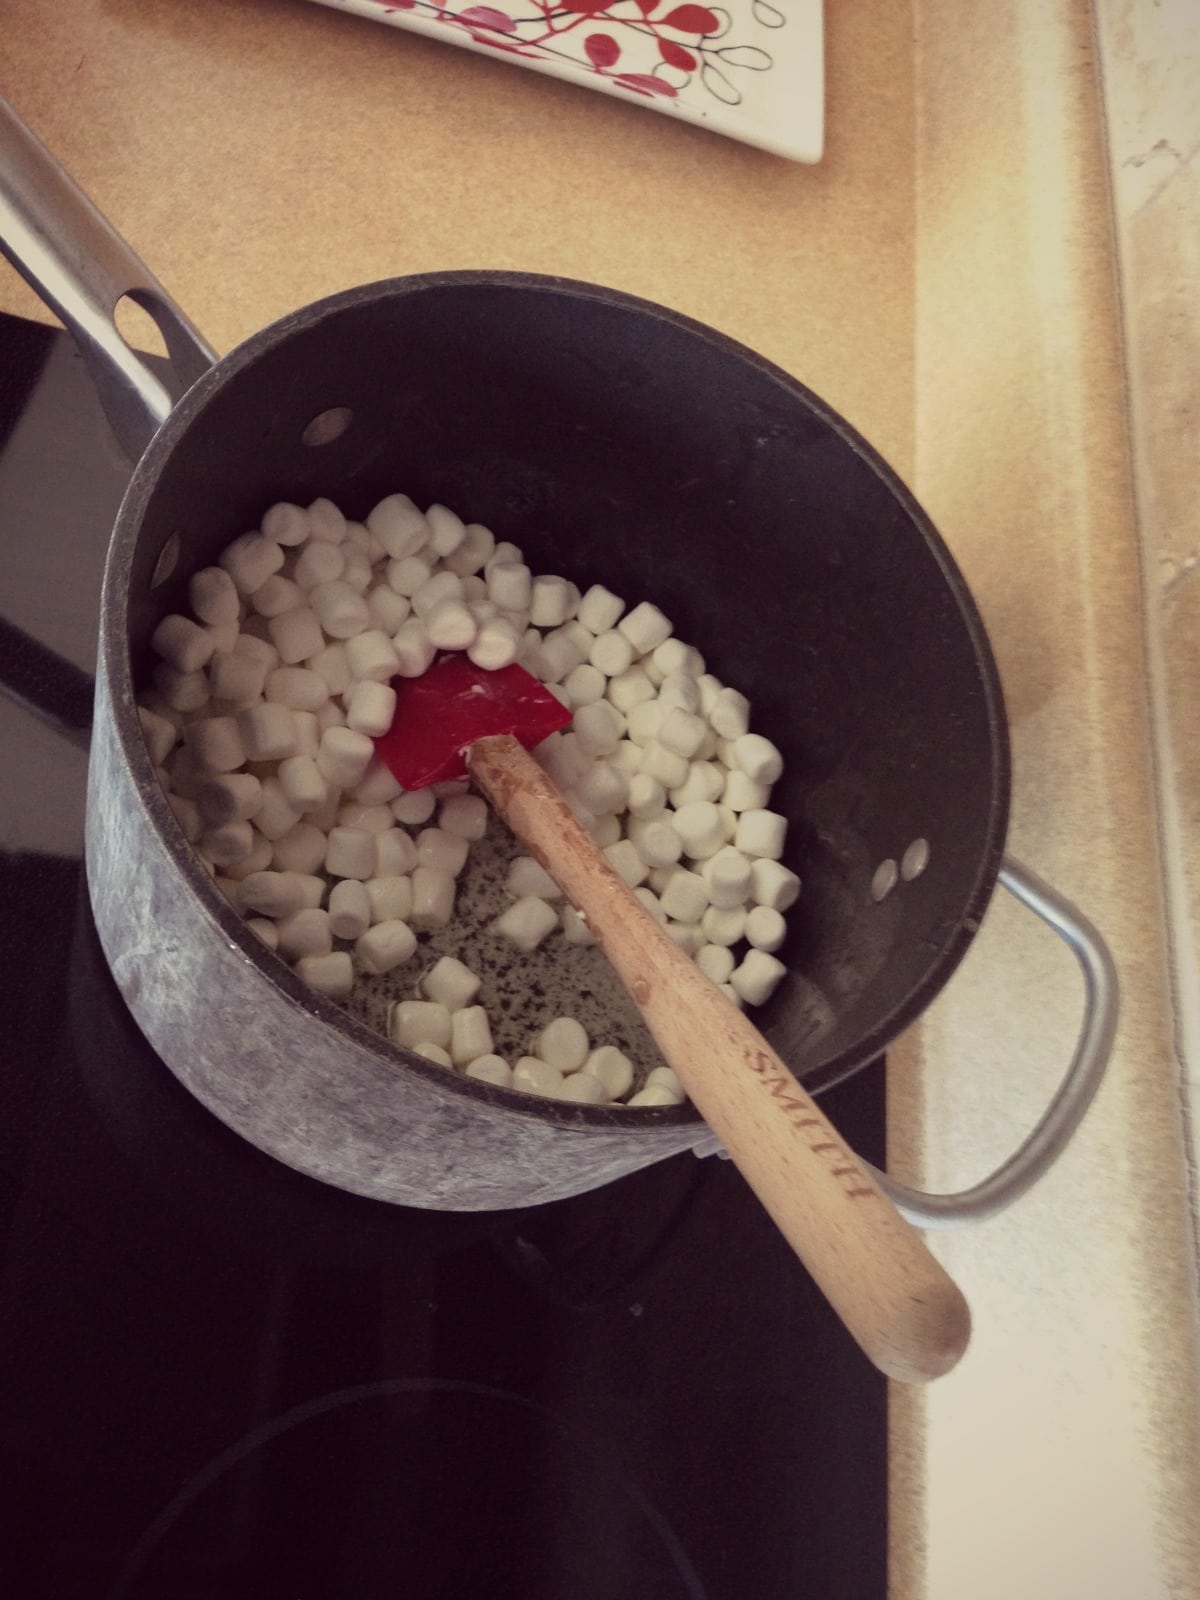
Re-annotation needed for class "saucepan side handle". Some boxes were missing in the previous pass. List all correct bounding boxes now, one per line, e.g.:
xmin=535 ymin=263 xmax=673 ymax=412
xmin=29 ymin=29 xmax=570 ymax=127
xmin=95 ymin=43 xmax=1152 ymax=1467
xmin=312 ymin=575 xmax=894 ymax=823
xmin=0 ymin=95 xmax=216 ymax=460
xmin=873 ymin=856 xmax=1119 ymax=1227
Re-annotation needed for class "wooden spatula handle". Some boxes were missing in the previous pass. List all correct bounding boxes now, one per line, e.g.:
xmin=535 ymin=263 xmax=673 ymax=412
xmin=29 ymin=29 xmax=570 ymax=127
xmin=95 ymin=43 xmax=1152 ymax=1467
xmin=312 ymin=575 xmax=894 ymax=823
xmin=469 ymin=734 xmax=970 ymax=1383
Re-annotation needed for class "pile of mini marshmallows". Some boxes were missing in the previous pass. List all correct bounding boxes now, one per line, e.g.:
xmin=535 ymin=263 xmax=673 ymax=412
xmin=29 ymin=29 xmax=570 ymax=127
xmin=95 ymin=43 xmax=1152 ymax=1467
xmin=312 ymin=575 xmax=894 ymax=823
xmin=136 ymin=493 xmax=801 ymax=1108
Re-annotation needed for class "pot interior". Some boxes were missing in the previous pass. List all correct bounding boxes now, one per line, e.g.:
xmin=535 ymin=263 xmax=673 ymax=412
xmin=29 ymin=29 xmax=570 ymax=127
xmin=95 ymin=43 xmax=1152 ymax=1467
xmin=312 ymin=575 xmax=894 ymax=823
xmin=110 ymin=273 xmax=1009 ymax=1098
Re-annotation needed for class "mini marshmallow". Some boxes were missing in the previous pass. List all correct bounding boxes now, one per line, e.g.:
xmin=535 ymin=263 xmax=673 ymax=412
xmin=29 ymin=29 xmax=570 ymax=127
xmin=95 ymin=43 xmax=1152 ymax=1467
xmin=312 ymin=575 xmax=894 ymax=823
xmin=658 ymin=868 xmax=709 ymax=924
xmin=366 ymin=584 xmax=410 ymax=634
xmin=627 ymin=773 xmax=667 ymax=819
xmin=219 ymin=533 xmax=284 ymax=596
xmin=606 ymin=666 xmax=656 ymax=712
xmin=745 ymin=905 xmax=787 ymax=952
xmin=272 ymin=821 xmax=328 ymax=875
xmin=734 ymin=808 xmax=787 ymax=860
xmin=493 ymin=895 xmax=558 ymax=951
xmin=576 ymin=584 xmax=625 ymax=634
xmin=731 ymin=949 xmax=787 ymax=1006
xmin=656 ymin=707 xmax=707 ymax=760
xmin=722 ymin=768 xmax=771 ymax=812
xmin=573 ymin=700 xmax=624 ymax=757
xmin=416 ymin=827 xmax=470 ymax=876
xmin=310 ymin=580 xmax=370 ymax=639
xmin=603 ymin=839 xmax=648 ymax=889
xmin=411 ymin=570 xmax=463 ymax=619
xmin=356 ymin=918 xmax=418 ymax=974
xmin=450 ymin=1006 xmax=494 ymax=1066
xmin=306 ymin=497 xmax=346 ymax=544
xmin=268 ymin=607 xmax=324 ymax=666
xmin=652 ymin=638 xmax=705 ymax=680
xmin=638 ymin=742 xmax=689 ymax=790
xmin=626 ymin=1085 xmax=679 ymax=1108
xmin=701 ymin=904 xmax=747 ymax=947
xmin=276 ymin=908 xmax=333 ymax=962
xmin=703 ymin=846 xmax=754 ymax=909
xmin=341 ymin=550 xmax=373 ymax=594
xmin=412 ymin=1042 xmax=453 ymax=1067
xmin=391 ymin=788 xmax=438 ymax=826
xmin=506 ymin=856 xmax=562 ymax=900
xmin=562 ymin=663 xmax=606 ymax=707
xmin=589 ymin=629 xmax=634 ymax=678
xmin=250 ymin=777 xmax=301 ymax=842
xmin=529 ymin=575 xmax=573 ymax=628
xmin=486 ymin=561 xmax=532 ymax=612
xmin=657 ymin=673 xmax=702 ymax=715
xmin=325 ymin=826 xmax=376 ymax=880
xmin=392 ymin=619 xmax=437 ymax=679
xmin=709 ymin=687 xmax=751 ymax=740
xmin=196 ymin=773 xmax=262 ymax=827
xmin=153 ymin=664 xmax=210 ymax=713
xmin=246 ymin=916 xmax=279 ymax=951
xmin=337 ymin=802 xmax=394 ymax=834
xmin=199 ymin=820 xmax=254 ymax=868
xmin=731 ymin=733 xmax=784 ymax=786
xmin=582 ymin=1046 xmax=633 ymax=1100
xmin=537 ymin=627 xmax=586 ymax=683
xmin=152 ymin=614 xmax=215 ymax=674
xmin=628 ymin=817 xmax=683 ymax=870
xmin=296 ymin=951 xmax=354 ymax=1001
xmin=425 ymin=598 xmax=477 ymax=650
xmin=535 ymin=1017 xmax=589 ymax=1072
xmin=251 ymin=576 xmax=305 ymax=619
xmin=344 ymin=629 xmax=401 ymax=683
xmin=305 ymin=636 xmax=352 ymax=694
xmin=445 ymin=522 xmax=495 ymax=576
xmin=374 ymin=829 xmax=418 ymax=876
xmin=670 ymin=761 xmax=724 ymax=809
xmin=672 ymin=801 xmax=725 ymax=860
xmin=346 ymin=680 xmax=397 ymax=738
xmin=390 ymin=998 xmax=452 ymax=1049
xmin=365 ymin=875 xmax=413 ymax=925
xmin=611 ymin=740 xmax=642 ymax=778
xmin=223 ymin=828 xmax=275 ymax=881
xmin=696 ymin=943 xmax=736 ymax=985
xmin=262 ymin=501 xmax=311 ymax=546
xmin=645 ymin=1066 xmax=686 ymax=1104
xmin=240 ymin=871 xmax=325 ymax=918
xmin=263 ymin=667 xmax=329 ymax=714
xmin=315 ymin=701 xmax=345 ymax=733
xmin=618 ymin=601 xmax=672 ymax=655
xmin=388 ymin=555 xmax=433 ymax=597
xmin=625 ymin=700 xmax=663 ymax=747
xmin=234 ymin=631 xmax=280 ymax=668
xmin=353 ymin=757 xmax=405 ymax=806
xmin=750 ymin=858 xmax=801 ymax=912
xmin=317 ymin=727 xmax=375 ymax=789
xmin=426 ymin=502 xmax=466 ymax=559
xmin=591 ymin=814 xmax=622 ymax=848
xmin=275 ymin=754 xmax=327 ymax=814
xmin=576 ymin=761 xmax=629 ymax=817
xmin=438 ymin=794 xmax=488 ymax=840
xmin=511 ymin=1057 xmax=563 ymax=1098
xmin=468 ymin=616 xmax=521 ymax=671
xmin=209 ymin=650 xmax=268 ymax=706
xmin=410 ymin=866 xmax=456 ymax=929
xmin=559 ymin=1073 xmax=607 ymax=1105
xmin=421 ymin=955 xmax=481 ymax=1011
xmin=138 ymin=706 xmax=177 ymax=766
xmin=183 ymin=716 xmax=246 ymax=775
xmin=292 ymin=542 xmax=346 ymax=591
xmin=189 ymin=566 xmax=240 ymax=627
xmin=466 ymin=1055 xmax=513 ymax=1087
xmin=368 ymin=495 xmax=428 ymax=560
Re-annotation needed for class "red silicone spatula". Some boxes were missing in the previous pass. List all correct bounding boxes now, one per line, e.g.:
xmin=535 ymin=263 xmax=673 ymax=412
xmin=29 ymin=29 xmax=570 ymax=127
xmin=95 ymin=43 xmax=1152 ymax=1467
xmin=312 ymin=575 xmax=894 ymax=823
xmin=375 ymin=655 xmax=970 ymax=1384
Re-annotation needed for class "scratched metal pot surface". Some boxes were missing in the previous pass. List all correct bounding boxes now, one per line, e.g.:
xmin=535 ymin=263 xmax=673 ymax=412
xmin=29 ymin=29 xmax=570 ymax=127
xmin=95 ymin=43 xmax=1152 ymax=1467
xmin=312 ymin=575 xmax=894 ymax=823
xmin=85 ymin=274 xmax=1009 ymax=1208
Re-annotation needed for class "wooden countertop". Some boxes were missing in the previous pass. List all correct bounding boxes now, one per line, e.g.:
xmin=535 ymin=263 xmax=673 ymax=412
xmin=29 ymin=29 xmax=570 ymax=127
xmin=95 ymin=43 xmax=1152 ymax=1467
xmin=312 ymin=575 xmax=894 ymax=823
xmin=3 ymin=1 xmax=1198 ymax=1595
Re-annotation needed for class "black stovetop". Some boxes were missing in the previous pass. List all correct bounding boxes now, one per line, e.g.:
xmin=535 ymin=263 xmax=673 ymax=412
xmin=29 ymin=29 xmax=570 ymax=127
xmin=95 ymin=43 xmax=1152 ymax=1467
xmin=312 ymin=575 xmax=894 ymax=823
xmin=0 ymin=309 xmax=885 ymax=1600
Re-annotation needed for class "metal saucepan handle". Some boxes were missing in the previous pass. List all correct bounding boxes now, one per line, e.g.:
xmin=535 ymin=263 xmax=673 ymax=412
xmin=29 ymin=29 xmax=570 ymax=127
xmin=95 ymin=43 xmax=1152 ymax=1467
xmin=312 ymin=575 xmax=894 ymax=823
xmin=874 ymin=856 xmax=1119 ymax=1227
xmin=0 ymin=94 xmax=216 ymax=459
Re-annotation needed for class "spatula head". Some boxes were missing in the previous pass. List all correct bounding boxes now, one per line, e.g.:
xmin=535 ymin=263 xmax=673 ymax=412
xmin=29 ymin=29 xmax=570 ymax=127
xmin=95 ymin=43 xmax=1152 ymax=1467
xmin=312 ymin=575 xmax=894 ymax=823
xmin=374 ymin=656 xmax=572 ymax=790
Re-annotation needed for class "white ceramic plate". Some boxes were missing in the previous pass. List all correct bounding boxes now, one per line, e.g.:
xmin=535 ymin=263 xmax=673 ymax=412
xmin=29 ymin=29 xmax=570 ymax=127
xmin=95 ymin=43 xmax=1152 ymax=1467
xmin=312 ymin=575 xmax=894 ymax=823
xmin=306 ymin=0 xmax=823 ymax=162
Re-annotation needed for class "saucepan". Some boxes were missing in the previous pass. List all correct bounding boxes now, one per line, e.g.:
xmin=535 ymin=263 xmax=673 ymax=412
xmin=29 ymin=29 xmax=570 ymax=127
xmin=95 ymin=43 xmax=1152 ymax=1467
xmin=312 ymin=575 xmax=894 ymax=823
xmin=0 ymin=98 xmax=1116 ymax=1239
